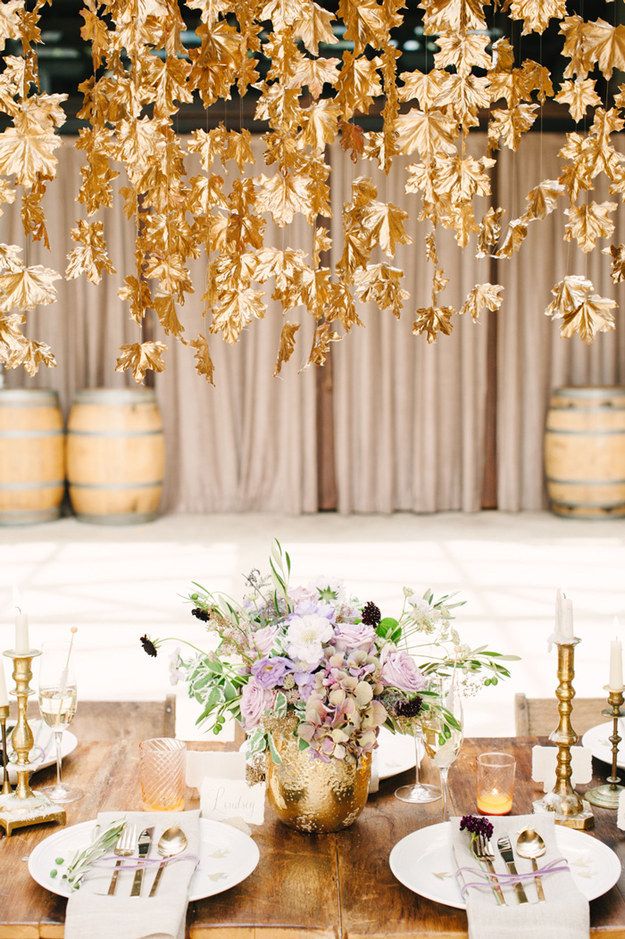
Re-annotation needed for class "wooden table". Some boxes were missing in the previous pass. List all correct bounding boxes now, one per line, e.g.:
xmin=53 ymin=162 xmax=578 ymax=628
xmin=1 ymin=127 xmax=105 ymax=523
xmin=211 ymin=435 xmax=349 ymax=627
xmin=2 ymin=703 xmax=625 ymax=938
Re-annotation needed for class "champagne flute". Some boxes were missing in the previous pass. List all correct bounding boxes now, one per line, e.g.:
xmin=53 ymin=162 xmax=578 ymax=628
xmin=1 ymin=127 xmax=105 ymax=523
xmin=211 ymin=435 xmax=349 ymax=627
xmin=423 ymin=676 xmax=463 ymax=820
xmin=394 ymin=725 xmax=441 ymax=804
xmin=38 ymin=637 xmax=82 ymax=804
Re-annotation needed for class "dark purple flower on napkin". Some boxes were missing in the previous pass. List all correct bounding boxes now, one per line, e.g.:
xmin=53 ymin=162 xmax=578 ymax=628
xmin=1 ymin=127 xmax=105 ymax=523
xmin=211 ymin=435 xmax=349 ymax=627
xmin=459 ymin=814 xmax=494 ymax=840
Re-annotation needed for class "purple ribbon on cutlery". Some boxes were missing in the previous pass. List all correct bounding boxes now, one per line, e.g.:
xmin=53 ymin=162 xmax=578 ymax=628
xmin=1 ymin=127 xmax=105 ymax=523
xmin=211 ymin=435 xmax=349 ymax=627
xmin=455 ymin=857 xmax=571 ymax=901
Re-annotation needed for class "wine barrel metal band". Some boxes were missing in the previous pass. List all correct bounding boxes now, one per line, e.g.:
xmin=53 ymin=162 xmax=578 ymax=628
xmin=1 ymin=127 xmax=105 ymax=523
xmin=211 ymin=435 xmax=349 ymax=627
xmin=546 ymin=476 xmax=625 ymax=485
xmin=73 ymin=512 xmax=158 ymax=525
xmin=549 ymin=405 xmax=625 ymax=412
xmin=68 ymin=429 xmax=163 ymax=437
xmin=551 ymin=500 xmax=625 ymax=509
xmin=0 ymin=429 xmax=63 ymax=438
xmin=69 ymin=480 xmax=163 ymax=490
xmin=0 ymin=480 xmax=64 ymax=490
xmin=0 ymin=509 xmax=61 ymax=524
xmin=554 ymin=387 xmax=625 ymax=397
xmin=545 ymin=427 xmax=625 ymax=436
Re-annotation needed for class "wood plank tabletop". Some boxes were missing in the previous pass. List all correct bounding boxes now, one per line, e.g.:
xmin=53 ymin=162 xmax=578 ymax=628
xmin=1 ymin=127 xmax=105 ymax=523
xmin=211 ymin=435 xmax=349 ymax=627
xmin=1 ymin=704 xmax=624 ymax=938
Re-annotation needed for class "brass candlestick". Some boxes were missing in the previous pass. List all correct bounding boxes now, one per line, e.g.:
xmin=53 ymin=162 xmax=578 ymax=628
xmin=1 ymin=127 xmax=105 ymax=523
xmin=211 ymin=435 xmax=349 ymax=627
xmin=0 ymin=650 xmax=65 ymax=836
xmin=533 ymin=637 xmax=594 ymax=830
xmin=586 ymin=687 xmax=625 ymax=810
xmin=0 ymin=704 xmax=10 ymax=796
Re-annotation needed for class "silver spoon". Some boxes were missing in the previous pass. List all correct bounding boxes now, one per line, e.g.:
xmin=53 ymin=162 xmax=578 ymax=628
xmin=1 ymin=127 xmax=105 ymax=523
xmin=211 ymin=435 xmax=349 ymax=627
xmin=149 ymin=827 xmax=188 ymax=897
xmin=516 ymin=827 xmax=546 ymax=902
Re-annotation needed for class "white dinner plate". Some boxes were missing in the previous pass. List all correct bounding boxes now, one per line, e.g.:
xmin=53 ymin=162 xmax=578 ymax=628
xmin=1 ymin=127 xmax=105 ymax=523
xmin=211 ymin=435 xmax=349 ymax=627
xmin=28 ymin=817 xmax=260 ymax=902
xmin=376 ymin=727 xmax=419 ymax=780
xmin=582 ymin=721 xmax=625 ymax=771
xmin=4 ymin=719 xmax=77 ymax=786
xmin=389 ymin=821 xmax=621 ymax=910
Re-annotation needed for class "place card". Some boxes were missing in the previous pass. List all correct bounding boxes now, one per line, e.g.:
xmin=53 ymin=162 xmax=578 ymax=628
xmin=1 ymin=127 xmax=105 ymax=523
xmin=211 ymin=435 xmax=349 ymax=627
xmin=532 ymin=745 xmax=593 ymax=792
xmin=191 ymin=751 xmax=266 ymax=827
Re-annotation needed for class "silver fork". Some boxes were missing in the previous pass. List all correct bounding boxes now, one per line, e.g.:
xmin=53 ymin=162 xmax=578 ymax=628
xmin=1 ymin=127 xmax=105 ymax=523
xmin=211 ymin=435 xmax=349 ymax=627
xmin=471 ymin=833 xmax=506 ymax=906
xmin=107 ymin=824 xmax=137 ymax=896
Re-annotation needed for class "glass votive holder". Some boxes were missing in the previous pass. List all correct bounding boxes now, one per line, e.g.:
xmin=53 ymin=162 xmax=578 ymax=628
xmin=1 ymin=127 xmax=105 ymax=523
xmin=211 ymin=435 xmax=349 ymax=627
xmin=476 ymin=751 xmax=516 ymax=816
xmin=139 ymin=737 xmax=186 ymax=811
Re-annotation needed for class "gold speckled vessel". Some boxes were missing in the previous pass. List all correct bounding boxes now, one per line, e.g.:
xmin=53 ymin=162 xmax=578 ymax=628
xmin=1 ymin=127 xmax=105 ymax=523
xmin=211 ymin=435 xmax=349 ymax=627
xmin=266 ymin=726 xmax=372 ymax=834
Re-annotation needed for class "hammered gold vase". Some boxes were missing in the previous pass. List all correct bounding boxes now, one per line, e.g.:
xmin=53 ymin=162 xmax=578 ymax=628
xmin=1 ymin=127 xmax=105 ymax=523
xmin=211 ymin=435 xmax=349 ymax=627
xmin=265 ymin=728 xmax=372 ymax=834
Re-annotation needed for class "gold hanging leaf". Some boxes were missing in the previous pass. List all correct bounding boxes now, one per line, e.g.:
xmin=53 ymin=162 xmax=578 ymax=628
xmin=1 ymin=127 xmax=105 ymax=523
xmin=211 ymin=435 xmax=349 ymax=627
xmin=116 ymin=341 xmax=167 ymax=383
xmin=432 ymin=154 xmax=494 ymax=201
xmin=581 ymin=20 xmax=625 ymax=80
xmin=546 ymin=274 xmax=617 ymax=343
xmin=361 ymin=200 xmax=411 ymax=256
xmin=523 ymin=179 xmax=565 ymax=221
xmin=459 ymin=283 xmax=504 ymax=321
xmin=256 ymin=172 xmax=310 ymax=226
xmin=294 ymin=2 xmax=338 ymax=54
xmin=153 ymin=293 xmax=185 ymax=337
xmin=0 ymin=124 xmax=62 ymax=187
xmin=412 ymin=305 xmax=455 ymax=343
xmin=434 ymin=33 xmax=490 ymax=76
xmin=189 ymin=334 xmax=215 ymax=384
xmin=0 ymin=0 xmax=24 ymax=52
xmin=20 ymin=339 xmax=57 ymax=376
xmin=495 ymin=219 xmax=529 ymax=258
xmin=274 ymin=321 xmax=300 ymax=376
xmin=507 ymin=0 xmax=566 ymax=36
xmin=119 ymin=275 xmax=152 ymax=324
xmin=605 ymin=243 xmax=625 ymax=284
xmin=555 ymin=78 xmax=601 ymax=122
xmin=476 ymin=207 xmax=503 ymax=259
xmin=564 ymin=200 xmax=617 ymax=253
xmin=420 ymin=0 xmax=487 ymax=34
xmin=307 ymin=321 xmax=341 ymax=367
xmin=395 ymin=108 xmax=457 ymax=158
xmin=488 ymin=104 xmax=538 ymax=151
xmin=66 ymin=220 xmax=116 ymax=284
xmin=0 ymin=263 xmax=61 ymax=312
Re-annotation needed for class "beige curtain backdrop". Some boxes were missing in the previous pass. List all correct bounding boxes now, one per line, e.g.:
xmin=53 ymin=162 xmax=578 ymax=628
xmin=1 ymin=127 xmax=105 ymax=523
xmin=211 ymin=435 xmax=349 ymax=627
xmin=330 ymin=140 xmax=490 ymax=513
xmin=496 ymin=134 xmax=625 ymax=510
xmin=4 ymin=134 xmax=625 ymax=514
xmin=2 ymin=139 xmax=318 ymax=514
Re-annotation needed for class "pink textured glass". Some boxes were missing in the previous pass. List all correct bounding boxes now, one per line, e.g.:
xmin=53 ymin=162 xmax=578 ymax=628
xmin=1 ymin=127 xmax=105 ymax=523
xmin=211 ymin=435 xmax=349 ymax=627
xmin=139 ymin=737 xmax=186 ymax=811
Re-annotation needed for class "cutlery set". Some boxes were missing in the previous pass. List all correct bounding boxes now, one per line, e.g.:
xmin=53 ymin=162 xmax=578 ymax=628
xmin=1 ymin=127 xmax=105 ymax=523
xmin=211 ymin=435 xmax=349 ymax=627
xmin=107 ymin=824 xmax=188 ymax=898
xmin=471 ymin=828 xmax=547 ymax=905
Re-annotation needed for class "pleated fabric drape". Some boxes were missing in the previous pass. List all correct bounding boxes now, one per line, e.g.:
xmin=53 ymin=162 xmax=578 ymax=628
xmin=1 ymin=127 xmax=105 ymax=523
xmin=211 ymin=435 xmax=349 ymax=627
xmin=1 ymin=139 xmax=318 ymax=514
xmin=330 ymin=139 xmax=490 ymax=513
xmin=495 ymin=134 xmax=625 ymax=510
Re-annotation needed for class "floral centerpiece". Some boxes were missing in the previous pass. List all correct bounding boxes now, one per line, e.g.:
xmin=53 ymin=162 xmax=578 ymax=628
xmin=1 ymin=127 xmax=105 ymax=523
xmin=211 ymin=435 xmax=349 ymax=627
xmin=141 ymin=541 xmax=515 ymax=833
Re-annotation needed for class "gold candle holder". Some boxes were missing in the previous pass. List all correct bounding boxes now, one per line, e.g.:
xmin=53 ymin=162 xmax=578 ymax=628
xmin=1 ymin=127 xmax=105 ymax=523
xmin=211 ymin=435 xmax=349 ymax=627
xmin=586 ymin=687 xmax=625 ymax=810
xmin=0 ymin=650 xmax=65 ymax=836
xmin=533 ymin=637 xmax=594 ymax=830
xmin=0 ymin=703 xmax=10 ymax=796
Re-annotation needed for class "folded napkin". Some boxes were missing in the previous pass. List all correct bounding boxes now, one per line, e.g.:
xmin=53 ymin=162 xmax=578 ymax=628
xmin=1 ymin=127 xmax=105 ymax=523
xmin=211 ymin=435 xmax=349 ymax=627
xmin=451 ymin=814 xmax=590 ymax=939
xmin=65 ymin=810 xmax=200 ymax=939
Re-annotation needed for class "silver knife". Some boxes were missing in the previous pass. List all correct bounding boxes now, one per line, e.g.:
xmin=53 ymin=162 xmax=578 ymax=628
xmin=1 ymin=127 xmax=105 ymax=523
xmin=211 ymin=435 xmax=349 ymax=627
xmin=130 ymin=826 xmax=154 ymax=897
xmin=497 ymin=835 xmax=528 ymax=904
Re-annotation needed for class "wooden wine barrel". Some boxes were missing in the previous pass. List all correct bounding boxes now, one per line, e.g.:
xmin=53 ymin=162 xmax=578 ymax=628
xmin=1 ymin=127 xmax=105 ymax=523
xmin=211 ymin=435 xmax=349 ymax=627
xmin=0 ymin=389 xmax=64 ymax=525
xmin=67 ymin=388 xmax=164 ymax=524
xmin=545 ymin=386 xmax=625 ymax=518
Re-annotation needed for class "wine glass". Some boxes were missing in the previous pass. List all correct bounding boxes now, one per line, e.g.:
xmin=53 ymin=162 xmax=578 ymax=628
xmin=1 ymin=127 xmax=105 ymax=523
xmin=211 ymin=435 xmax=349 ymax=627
xmin=394 ymin=725 xmax=441 ymax=804
xmin=423 ymin=676 xmax=464 ymax=820
xmin=37 ymin=643 xmax=82 ymax=804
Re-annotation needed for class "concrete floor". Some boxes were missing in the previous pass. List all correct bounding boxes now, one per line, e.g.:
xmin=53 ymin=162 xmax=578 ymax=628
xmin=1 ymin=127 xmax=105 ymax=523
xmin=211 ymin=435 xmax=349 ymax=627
xmin=1 ymin=511 xmax=624 ymax=737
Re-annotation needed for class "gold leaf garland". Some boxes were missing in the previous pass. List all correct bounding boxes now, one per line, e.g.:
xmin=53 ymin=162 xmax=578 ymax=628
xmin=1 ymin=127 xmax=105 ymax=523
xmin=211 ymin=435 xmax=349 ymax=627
xmin=2 ymin=0 xmax=625 ymax=381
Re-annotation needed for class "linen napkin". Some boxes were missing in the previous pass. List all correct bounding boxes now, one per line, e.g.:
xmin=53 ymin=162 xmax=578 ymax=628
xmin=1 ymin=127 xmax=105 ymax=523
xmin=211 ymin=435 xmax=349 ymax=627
xmin=65 ymin=810 xmax=200 ymax=939
xmin=451 ymin=814 xmax=590 ymax=939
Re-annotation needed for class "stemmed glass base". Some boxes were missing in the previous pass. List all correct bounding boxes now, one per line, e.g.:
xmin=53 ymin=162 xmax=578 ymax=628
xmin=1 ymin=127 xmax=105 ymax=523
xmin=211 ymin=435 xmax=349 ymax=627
xmin=394 ymin=782 xmax=441 ymax=804
xmin=40 ymin=783 xmax=83 ymax=805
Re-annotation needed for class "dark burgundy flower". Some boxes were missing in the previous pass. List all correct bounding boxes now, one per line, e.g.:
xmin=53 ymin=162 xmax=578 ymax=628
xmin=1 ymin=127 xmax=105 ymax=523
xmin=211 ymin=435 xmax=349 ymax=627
xmin=192 ymin=607 xmax=210 ymax=622
xmin=459 ymin=814 xmax=494 ymax=840
xmin=140 ymin=635 xmax=158 ymax=658
xmin=395 ymin=695 xmax=423 ymax=718
xmin=361 ymin=601 xmax=381 ymax=626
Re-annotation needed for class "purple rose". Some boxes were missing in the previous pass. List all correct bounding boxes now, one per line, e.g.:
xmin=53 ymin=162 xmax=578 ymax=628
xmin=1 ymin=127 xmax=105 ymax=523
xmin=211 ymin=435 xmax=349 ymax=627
xmin=380 ymin=650 xmax=427 ymax=692
xmin=251 ymin=656 xmax=294 ymax=689
xmin=334 ymin=622 xmax=376 ymax=652
xmin=240 ymin=678 xmax=274 ymax=730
